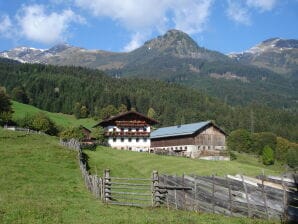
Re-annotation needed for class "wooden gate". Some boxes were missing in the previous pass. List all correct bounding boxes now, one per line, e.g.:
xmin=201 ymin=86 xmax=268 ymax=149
xmin=103 ymin=169 xmax=153 ymax=207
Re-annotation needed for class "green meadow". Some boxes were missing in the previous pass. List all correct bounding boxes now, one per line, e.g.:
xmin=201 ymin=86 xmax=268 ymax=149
xmin=85 ymin=146 xmax=283 ymax=178
xmin=12 ymin=101 xmax=97 ymax=129
xmin=0 ymin=128 xmax=279 ymax=224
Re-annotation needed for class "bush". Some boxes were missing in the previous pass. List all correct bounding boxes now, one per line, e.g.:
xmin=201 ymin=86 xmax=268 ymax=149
xmin=229 ymin=151 xmax=237 ymax=160
xmin=60 ymin=126 xmax=84 ymax=141
xmin=227 ymin=129 xmax=252 ymax=153
xmin=262 ymin=145 xmax=275 ymax=165
xmin=252 ymin=132 xmax=276 ymax=155
xmin=16 ymin=112 xmax=58 ymax=135
xmin=286 ymin=148 xmax=298 ymax=169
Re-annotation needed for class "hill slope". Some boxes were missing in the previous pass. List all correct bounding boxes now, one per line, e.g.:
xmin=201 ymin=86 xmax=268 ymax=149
xmin=0 ymin=129 xmax=275 ymax=224
xmin=12 ymin=101 xmax=97 ymax=129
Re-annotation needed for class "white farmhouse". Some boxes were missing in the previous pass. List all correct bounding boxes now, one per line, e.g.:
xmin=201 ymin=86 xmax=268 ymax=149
xmin=94 ymin=111 xmax=159 ymax=152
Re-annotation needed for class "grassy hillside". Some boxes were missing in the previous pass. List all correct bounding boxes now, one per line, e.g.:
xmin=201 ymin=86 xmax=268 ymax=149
xmin=0 ymin=128 xmax=278 ymax=224
xmin=85 ymin=147 xmax=283 ymax=178
xmin=12 ymin=101 xmax=97 ymax=129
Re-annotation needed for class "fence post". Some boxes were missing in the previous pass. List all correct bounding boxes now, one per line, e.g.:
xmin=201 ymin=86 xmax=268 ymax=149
xmin=175 ymin=174 xmax=178 ymax=209
xmin=281 ymin=176 xmax=288 ymax=222
xmin=152 ymin=170 xmax=160 ymax=207
xmin=104 ymin=169 xmax=111 ymax=203
xmin=241 ymin=175 xmax=251 ymax=218
xmin=261 ymin=176 xmax=269 ymax=220
xmin=212 ymin=174 xmax=216 ymax=213
xmin=226 ymin=175 xmax=233 ymax=216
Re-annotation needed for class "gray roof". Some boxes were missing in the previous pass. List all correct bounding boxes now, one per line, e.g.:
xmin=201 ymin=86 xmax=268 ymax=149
xmin=150 ymin=121 xmax=212 ymax=139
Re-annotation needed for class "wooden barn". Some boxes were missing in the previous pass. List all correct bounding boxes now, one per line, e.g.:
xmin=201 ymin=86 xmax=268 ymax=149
xmin=150 ymin=121 xmax=228 ymax=159
xmin=94 ymin=111 xmax=159 ymax=152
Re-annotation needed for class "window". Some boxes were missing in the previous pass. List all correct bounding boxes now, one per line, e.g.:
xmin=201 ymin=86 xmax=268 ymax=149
xmin=113 ymin=128 xmax=116 ymax=131
xmin=185 ymin=146 xmax=187 ymax=150
xmin=129 ymin=147 xmax=132 ymax=150
xmin=143 ymin=127 xmax=147 ymax=131
xmin=121 ymin=138 xmax=124 ymax=142
xmin=136 ymin=128 xmax=139 ymax=132
xmin=128 ymin=138 xmax=132 ymax=142
xmin=143 ymin=138 xmax=147 ymax=142
xmin=113 ymin=138 xmax=116 ymax=142
xmin=136 ymin=138 xmax=139 ymax=142
xmin=128 ymin=128 xmax=132 ymax=131
xmin=121 ymin=128 xmax=124 ymax=131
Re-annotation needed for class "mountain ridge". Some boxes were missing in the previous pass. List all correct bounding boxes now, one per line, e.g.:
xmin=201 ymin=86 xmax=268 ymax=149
xmin=229 ymin=38 xmax=298 ymax=75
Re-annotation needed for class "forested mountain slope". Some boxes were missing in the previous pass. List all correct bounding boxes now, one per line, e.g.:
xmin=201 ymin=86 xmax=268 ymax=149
xmin=0 ymin=60 xmax=297 ymax=141
xmin=1 ymin=30 xmax=297 ymax=109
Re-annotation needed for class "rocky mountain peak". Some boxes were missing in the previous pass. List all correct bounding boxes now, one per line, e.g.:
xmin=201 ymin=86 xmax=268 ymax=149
xmin=247 ymin=38 xmax=298 ymax=54
xmin=47 ymin=43 xmax=72 ymax=54
xmin=143 ymin=29 xmax=201 ymax=57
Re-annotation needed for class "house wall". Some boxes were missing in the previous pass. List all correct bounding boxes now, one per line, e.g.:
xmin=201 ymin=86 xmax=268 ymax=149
xmin=105 ymin=125 xmax=151 ymax=152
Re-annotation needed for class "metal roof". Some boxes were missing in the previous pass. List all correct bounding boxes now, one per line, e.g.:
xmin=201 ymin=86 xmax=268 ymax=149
xmin=150 ymin=121 xmax=212 ymax=139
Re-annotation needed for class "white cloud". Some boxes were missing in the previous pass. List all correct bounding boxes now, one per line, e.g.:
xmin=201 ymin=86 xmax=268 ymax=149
xmin=15 ymin=4 xmax=85 ymax=44
xmin=226 ymin=0 xmax=251 ymax=25
xmin=0 ymin=15 xmax=15 ymax=38
xmin=172 ymin=0 xmax=213 ymax=34
xmin=75 ymin=0 xmax=169 ymax=30
xmin=123 ymin=32 xmax=146 ymax=52
xmin=75 ymin=0 xmax=213 ymax=50
xmin=246 ymin=0 xmax=277 ymax=11
xmin=226 ymin=0 xmax=278 ymax=25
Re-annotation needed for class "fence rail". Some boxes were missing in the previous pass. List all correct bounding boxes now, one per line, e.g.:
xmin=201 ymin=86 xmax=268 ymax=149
xmin=4 ymin=125 xmax=45 ymax=134
xmin=59 ymin=139 xmax=298 ymax=222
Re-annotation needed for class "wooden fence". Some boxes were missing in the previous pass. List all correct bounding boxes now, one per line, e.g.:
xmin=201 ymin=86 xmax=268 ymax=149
xmin=60 ymin=139 xmax=102 ymax=199
xmin=157 ymin=174 xmax=298 ymax=222
xmin=103 ymin=169 xmax=153 ymax=207
xmin=59 ymin=139 xmax=297 ymax=222
xmin=4 ymin=125 xmax=45 ymax=134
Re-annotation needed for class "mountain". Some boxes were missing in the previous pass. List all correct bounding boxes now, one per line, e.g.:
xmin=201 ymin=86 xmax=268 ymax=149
xmin=229 ymin=38 xmax=298 ymax=76
xmin=0 ymin=30 xmax=297 ymax=109
xmin=0 ymin=30 xmax=230 ymax=70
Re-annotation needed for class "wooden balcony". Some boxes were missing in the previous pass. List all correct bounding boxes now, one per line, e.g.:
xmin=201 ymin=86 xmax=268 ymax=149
xmin=104 ymin=131 xmax=150 ymax=137
xmin=115 ymin=120 xmax=147 ymax=127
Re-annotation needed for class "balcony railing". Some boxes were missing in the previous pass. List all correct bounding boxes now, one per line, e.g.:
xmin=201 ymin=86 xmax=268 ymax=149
xmin=115 ymin=121 xmax=147 ymax=127
xmin=104 ymin=131 xmax=150 ymax=137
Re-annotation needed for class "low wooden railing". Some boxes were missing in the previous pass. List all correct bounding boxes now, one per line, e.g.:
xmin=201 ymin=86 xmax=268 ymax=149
xmin=104 ymin=131 xmax=149 ymax=137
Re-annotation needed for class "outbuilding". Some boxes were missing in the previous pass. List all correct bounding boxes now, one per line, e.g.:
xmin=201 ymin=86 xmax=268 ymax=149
xmin=150 ymin=121 xmax=227 ymax=159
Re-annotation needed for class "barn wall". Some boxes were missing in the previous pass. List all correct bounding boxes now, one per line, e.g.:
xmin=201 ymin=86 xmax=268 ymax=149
xmin=194 ymin=126 xmax=225 ymax=150
xmin=151 ymin=135 xmax=194 ymax=147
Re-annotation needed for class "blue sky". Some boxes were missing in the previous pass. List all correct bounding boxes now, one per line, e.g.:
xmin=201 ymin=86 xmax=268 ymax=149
xmin=0 ymin=0 xmax=297 ymax=53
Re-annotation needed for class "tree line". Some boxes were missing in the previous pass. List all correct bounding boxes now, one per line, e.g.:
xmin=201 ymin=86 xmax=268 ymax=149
xmin=228 ymin=129 xmax=298 ymax=168
xmin=0 ymin=60 xmax=297 ymax=142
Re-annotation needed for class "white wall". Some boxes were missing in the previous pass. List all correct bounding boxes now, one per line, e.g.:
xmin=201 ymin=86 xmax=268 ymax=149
xmin=105 ymin=125 xmax=151 ymax=152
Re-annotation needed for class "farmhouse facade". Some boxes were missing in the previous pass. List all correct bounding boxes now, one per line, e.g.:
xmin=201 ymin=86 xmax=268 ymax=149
xmin=95 ymin=111 xmax=158 ymax=152
xmin=150 ymin=121 xmax=227 ymax=159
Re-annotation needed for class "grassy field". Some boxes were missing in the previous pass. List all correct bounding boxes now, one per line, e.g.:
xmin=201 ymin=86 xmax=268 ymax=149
xmin=85 ymin=146 xmax=284 ymax=178
xmin=0 ymin=128 xmax=279 ymax=224
xmin=12 ymin=101 xmax=97 ymax=129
